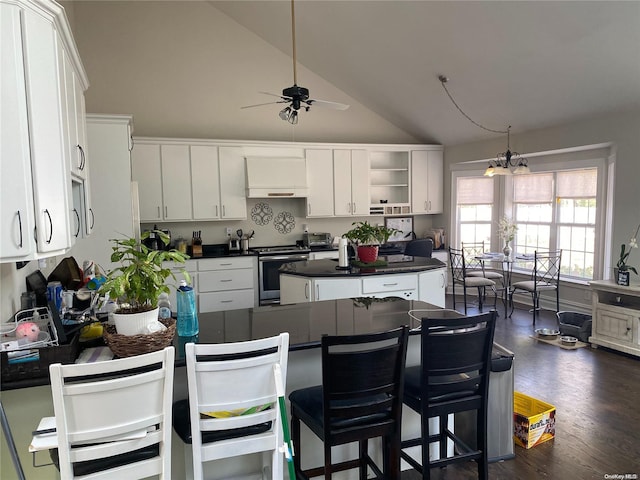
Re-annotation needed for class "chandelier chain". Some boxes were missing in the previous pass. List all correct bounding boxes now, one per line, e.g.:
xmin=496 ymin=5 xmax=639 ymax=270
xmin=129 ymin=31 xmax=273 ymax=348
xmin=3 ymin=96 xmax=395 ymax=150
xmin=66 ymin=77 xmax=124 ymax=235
xmin=439 ymin=76 xmax=508 ymax=135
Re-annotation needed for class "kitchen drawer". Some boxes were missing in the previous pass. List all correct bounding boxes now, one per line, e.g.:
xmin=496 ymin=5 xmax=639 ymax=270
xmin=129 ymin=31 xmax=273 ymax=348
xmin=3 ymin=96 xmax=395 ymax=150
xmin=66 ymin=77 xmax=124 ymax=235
xmin=198 ymin=256 xmax=254 ymax=271
xmin=362 ymin=274 xmax=417 ymax=294
xmin=309 ymin=250 xmax=339 ymax=260
xmin=199 ymin=269 xmax=254 ymax=292
xmin=199 ymin=289 xmax=255 ymax=313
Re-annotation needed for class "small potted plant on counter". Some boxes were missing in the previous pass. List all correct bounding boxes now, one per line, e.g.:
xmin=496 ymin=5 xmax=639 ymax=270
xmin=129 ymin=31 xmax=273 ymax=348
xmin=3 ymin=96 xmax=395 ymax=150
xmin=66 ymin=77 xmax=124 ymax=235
xmin=343 ymin=221 xmax=398 ymax=264
xmin=100 ymin=230 xmax=190 ymax=336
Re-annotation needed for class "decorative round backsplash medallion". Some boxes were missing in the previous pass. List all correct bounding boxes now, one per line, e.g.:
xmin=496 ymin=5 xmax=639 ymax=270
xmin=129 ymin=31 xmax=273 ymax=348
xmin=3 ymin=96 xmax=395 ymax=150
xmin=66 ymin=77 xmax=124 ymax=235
xmin=251 ymin=202 xmax=273 ymax=226
xmin=274 ymin=211 xmax=295 ymax=234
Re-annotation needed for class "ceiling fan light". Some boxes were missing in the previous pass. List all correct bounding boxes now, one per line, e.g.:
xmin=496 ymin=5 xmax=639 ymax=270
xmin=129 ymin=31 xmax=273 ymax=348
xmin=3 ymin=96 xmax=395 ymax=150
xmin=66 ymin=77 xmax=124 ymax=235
xmin=484 ymin=165 xmax=495 ymax=177
xmin=288 ymin=110 xmax=298 ymax=125
xmin=279 ymin=106 xmax=291 ymax=121
xmin=513 ymin=164 xmax=531 ymax=175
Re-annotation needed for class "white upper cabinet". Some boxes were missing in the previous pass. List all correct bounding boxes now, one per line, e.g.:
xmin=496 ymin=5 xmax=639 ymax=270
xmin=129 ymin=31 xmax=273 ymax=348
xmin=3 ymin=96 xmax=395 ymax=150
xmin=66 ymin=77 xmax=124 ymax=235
xmin=411 ymin=149 xmax=444 ymax=214
xmin=217 ymin=147 xmax=247 ymax=220
xmin=1 ymin=2 xmax=35 ymax=259
xmin=305 ymin=149 xmax=334 ymax=217
xmin=191 ymin=145 xmax=221 ymax=220
xmin=191 ymin=145 xmax=246 ymax=220
xmin=160 ymin=145 xmax=192 ymax=220
xmin=131 ymin=143 xmax=164 ymax=222
xmin=333 ymin=149 xmax=370 ymax=216
xmin=1 ymin=0 xmax=87 ymax=261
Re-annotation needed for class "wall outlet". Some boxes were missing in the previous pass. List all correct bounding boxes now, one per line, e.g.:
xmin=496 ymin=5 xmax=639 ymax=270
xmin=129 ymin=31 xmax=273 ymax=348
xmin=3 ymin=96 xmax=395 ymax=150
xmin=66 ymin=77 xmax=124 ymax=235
xmin=225 ymin=227 xmax=232 ymax=237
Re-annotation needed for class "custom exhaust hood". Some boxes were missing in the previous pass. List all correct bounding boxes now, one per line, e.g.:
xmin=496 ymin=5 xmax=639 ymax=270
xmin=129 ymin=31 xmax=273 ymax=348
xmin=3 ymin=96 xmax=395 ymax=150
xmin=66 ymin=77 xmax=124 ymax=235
xmin=245 ymin=156 xmax=308 ymax=198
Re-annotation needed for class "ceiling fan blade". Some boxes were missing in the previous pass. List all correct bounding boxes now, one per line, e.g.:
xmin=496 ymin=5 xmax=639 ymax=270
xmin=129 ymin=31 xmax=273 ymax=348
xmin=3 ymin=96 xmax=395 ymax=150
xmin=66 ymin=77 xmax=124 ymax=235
xmin=259 ymin=91 xmax=291 ymax=101
xmin=241 ymin=100 xmax=288 ymax=109
xmin=306 ymin=98 xmax=350 ymax=111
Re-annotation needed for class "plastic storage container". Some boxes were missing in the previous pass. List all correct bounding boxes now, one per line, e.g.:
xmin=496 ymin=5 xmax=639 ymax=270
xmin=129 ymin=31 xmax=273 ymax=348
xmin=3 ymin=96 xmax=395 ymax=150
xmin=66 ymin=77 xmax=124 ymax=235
xmin=158 ymin=292 xmax=172 ymax=321
xmin=176 ymin=280 xmax=198 ymax=336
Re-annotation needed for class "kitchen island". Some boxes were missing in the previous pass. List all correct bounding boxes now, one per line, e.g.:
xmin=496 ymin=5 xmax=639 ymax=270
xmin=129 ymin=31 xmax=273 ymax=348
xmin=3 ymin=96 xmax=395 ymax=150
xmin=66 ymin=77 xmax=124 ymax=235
xmin=280 ymin=256 xmax=447 ymax=307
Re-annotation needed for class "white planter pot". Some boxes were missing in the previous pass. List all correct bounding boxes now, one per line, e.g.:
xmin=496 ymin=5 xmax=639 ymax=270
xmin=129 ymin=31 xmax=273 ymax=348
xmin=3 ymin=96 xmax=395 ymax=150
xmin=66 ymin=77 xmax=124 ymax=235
xmin=113 ymin=307 xmax=159 ymax=336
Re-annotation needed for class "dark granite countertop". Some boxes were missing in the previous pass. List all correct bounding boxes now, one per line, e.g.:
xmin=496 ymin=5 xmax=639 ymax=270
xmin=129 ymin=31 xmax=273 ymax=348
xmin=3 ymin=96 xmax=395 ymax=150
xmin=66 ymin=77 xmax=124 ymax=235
xmin=1 ymin=297 xmax=434 ymax=390
xmin=280 ymin=257 xmax=446 ymax=277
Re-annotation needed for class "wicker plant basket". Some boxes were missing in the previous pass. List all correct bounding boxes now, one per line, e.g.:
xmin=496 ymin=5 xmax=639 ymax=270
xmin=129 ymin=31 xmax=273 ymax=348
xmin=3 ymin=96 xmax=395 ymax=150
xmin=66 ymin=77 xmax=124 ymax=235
xmin=103 ymin=318 xmax=176 ymax=358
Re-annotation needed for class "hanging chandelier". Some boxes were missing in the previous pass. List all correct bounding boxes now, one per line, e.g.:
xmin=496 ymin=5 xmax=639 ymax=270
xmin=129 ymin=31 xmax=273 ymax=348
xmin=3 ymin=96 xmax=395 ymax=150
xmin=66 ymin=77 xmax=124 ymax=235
xmin=438 ymin=75 xmax=531 ymax=177
xmin=483 ymin=126 xmax=530 ymax=177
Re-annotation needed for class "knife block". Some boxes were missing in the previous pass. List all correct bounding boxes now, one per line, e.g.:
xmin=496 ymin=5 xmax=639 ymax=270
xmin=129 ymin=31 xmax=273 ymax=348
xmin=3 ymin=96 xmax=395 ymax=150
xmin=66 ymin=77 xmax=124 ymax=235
xmin=191 ymin=238 xmax=203 ymax=258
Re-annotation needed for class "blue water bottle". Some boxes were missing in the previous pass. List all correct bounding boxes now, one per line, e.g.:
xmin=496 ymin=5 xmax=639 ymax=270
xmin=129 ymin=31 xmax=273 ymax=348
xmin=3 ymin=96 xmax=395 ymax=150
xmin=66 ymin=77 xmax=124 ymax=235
xmin=176 ymin=280 xmax=199 ymax=336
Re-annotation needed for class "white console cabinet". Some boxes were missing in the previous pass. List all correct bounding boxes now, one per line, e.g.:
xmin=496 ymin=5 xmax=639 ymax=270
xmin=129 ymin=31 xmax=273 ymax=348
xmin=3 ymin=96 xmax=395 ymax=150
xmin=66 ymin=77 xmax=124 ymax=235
xmin=589 ymin=280 xmax=640 ymax=357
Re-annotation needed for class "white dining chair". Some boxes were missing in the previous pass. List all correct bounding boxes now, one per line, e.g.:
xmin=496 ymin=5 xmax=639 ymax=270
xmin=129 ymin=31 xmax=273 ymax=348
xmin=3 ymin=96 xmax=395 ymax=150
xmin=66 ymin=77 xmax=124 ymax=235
xmin=31 ymin=346 xmax=175 ymax=480
xmin=173 ymin=333 xmax=290 ymax=480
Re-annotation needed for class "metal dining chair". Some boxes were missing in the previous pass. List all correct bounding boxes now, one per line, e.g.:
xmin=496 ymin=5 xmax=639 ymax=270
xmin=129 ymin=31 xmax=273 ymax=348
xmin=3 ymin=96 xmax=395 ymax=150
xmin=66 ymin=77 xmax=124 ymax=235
xmin=449 ymin=247 xmax=498 ymax=314
xmin=509 ymin=250 xmax=562 ymax=324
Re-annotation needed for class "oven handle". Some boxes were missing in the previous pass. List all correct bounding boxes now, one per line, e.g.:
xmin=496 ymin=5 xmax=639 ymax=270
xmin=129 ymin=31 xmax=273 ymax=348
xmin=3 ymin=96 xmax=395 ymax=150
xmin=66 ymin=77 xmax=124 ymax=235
xmin=259 ymin=255 xmax=309 ymax=262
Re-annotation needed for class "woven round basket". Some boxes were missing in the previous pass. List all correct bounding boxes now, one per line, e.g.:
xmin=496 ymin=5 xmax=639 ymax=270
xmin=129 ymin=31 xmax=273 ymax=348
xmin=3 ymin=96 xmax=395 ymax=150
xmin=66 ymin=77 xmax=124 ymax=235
xmin=103 ymin=318 xmax=175 ymax=358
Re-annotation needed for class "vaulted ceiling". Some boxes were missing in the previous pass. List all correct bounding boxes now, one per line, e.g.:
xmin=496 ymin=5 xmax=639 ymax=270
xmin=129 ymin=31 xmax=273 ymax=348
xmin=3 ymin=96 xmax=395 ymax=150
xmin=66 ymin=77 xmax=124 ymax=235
xmin=211 ymin=0 xmax=640 ymax=146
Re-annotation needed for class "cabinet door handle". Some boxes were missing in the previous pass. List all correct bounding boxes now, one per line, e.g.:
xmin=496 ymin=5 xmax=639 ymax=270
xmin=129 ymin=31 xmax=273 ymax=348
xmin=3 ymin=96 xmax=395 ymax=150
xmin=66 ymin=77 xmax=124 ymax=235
xmin=215 ymin=205 xmax=218 ymax=217
xmin=353 ymin=202 xmax=356 ymax=213
xmin=440 ymin=272 xmax=445 ymax=288
xmin=305 ymin=283 xmax=309 ymax=300
xmin=89 ymin=208 xmax=95 ymax=229
xmin=428 ymin=200 xmax=432 ymax=211
xmin=219 ymin=263 xmax=232 ymax=266
xmin=157 ymin=206 xmax=161 ymax=218
xmin=221 ymin=300 xmax=233 ymax=303
xmin=164 ymin=206 xmax=168 ymax=217
xmin=77 ymin=145 xmax=85 ymax=170
xmin=424 ymin=201 xmax=428 ymax=211
xmin=73 ymin=209 xmax=80 ymax=237
xmin=44 ymin=209 xmax=53 ymax=244
xmin=383 ymin=282 xmax=399 ymax=287
xmin=308 ymin=203 xmax=311 ymax=215
xmin=222 ymin=205 xmax=226 ymax=217
xmin=316 ymin=284 xmax=319 ymax=301
xmin=17 ymin=211 xmax=23 ymax=248
xmin=220 ymin=279 xmax=232 ymax=282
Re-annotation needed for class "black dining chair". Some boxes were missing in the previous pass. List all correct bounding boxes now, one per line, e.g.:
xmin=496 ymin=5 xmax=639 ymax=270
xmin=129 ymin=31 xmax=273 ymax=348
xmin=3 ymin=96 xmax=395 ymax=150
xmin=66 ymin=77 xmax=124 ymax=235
xmin=289 ymin=326 xmax=409 ymax=480
xmin=405 ymin=239 xmax=433 ymax=258
xmin=401 ymin=310 xmax=497 ymax=480
xmin=509 ymin=250 xmax=562 ymax=324
xmin=449 ymin=247 xmax=497 ymax=314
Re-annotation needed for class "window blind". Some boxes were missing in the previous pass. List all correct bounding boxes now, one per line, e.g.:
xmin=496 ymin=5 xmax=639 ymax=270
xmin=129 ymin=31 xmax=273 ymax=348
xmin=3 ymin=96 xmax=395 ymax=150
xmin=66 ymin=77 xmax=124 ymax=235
xmin=457 ymin=177 xmax=493 ymax=205
xmin=513 ymin=173 xmax=554 ymax=203
xmin=557 ymin=169 xmax=597 ymax=198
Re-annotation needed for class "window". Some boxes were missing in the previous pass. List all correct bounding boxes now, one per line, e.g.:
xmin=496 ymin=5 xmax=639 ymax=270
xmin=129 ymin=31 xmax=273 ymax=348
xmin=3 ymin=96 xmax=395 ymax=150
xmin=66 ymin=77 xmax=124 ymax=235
xmin=456 ymin=176 xmax=494 ymax=246
xmin=511 ymin=168 xmax=597 ymax=280
xmin=451 ymin=144 xmax=610 ymax=283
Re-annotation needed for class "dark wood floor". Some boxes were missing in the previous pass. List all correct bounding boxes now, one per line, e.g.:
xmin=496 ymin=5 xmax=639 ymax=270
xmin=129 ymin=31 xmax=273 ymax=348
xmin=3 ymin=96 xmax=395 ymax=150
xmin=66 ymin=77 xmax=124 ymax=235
xmin=402 ymin=295 xmax=640 ymax=480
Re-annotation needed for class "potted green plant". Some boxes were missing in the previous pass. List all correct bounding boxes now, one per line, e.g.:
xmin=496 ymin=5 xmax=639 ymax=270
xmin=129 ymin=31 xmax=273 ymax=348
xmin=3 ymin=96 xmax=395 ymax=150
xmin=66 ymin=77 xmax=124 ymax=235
xmin=100 ymin=230 xmax=190 ymax=335
xmin=343 ymin=221 xmax=398 ymax=263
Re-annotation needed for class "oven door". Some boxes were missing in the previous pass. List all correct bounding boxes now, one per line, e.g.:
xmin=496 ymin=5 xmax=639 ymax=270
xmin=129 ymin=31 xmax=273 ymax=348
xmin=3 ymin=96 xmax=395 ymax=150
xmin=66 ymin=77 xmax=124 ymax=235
xmin=258 ymin=254 xmax=308 ymax=305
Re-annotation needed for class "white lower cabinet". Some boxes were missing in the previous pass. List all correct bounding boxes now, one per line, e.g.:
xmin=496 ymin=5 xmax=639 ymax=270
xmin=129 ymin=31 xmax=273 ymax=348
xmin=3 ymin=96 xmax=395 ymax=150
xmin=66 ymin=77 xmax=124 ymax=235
xmin=418 ymin=269 xmax=447 ymax=307
xmin=314 ymin=278 xmax=363 ymax=301
xmin=280 ymin=268 xmax=446 ymax=307
xmin=197 ymin=257 xmax=256 ymax=313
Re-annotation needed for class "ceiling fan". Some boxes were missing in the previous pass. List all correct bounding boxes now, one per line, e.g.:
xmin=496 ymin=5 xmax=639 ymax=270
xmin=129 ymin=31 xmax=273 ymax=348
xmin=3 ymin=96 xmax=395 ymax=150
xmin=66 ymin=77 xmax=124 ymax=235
xmin=241 ymin=0 xmax=349 ymax=124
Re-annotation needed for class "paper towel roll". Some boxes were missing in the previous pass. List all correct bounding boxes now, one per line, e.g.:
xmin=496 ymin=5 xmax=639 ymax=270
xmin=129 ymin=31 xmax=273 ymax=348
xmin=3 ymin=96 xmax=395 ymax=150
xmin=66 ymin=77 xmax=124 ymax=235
xmin=339 ymin=238 xmax=348 ymax=267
